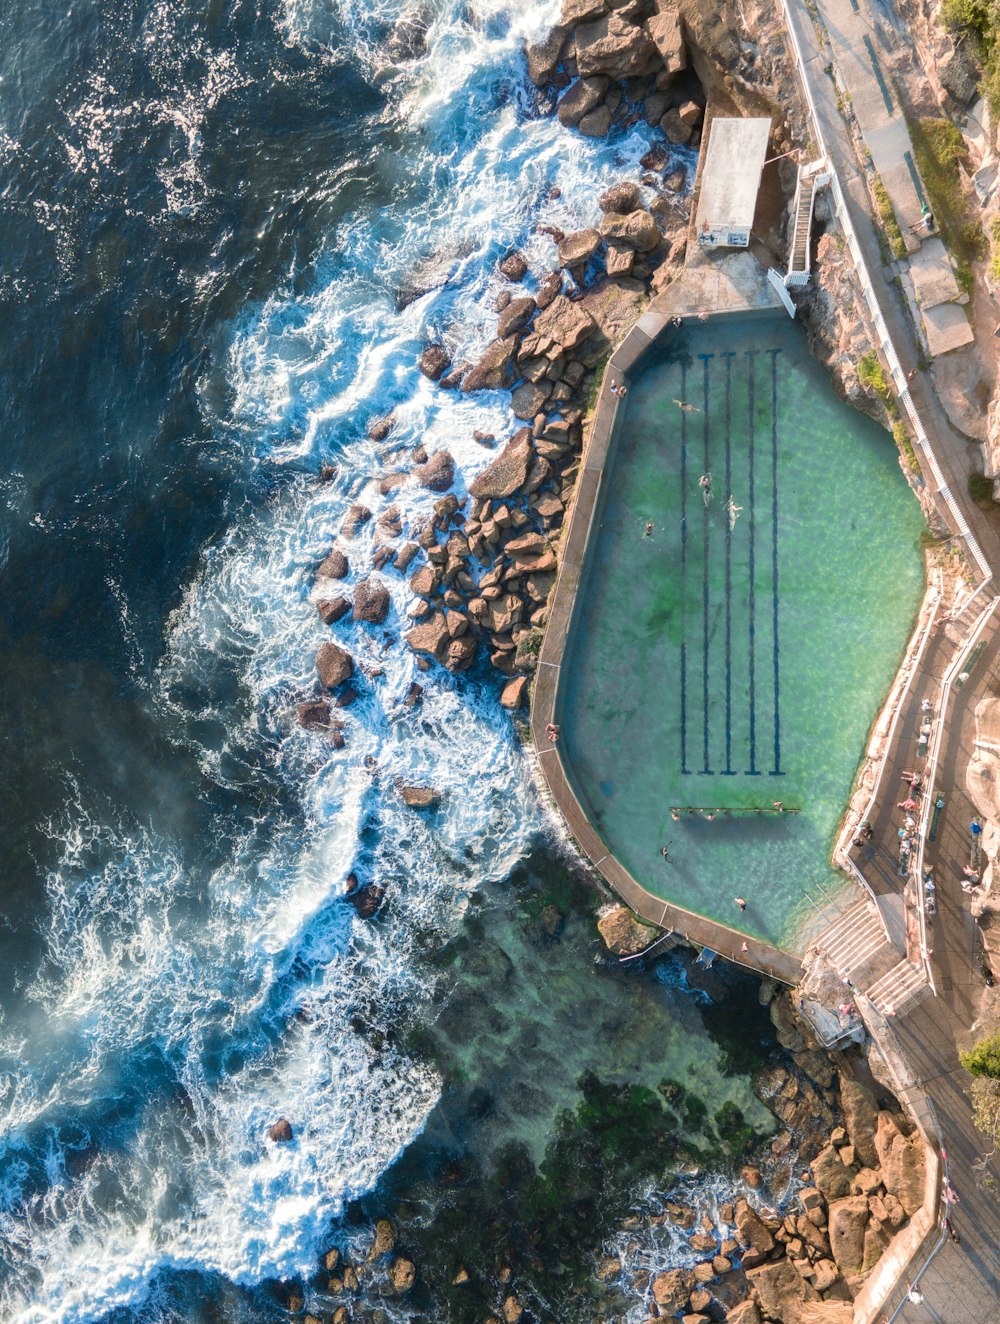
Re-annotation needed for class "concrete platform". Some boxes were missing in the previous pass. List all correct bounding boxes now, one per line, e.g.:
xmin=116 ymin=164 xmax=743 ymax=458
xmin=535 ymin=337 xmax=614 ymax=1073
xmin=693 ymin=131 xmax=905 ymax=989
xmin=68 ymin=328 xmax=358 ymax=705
xmin=908 ymin=238 xmax=964 ymax=311
xmin=922 ymin=300 xmax=976 ymax=358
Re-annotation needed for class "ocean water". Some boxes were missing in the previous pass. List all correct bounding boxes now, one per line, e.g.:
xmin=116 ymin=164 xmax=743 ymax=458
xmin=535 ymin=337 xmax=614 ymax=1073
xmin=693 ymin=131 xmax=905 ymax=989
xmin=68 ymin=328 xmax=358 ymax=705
xmin=0 ymin=2 xmax=777 ymax=1321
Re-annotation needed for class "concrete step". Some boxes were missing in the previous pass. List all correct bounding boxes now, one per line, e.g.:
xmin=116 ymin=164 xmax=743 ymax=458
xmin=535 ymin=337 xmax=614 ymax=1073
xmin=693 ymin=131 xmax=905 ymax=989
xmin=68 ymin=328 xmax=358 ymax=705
xmin=815 ymin=899 xmax=890 ymax=976
xmin=865 ymin=958 xmax=929 ymax=1016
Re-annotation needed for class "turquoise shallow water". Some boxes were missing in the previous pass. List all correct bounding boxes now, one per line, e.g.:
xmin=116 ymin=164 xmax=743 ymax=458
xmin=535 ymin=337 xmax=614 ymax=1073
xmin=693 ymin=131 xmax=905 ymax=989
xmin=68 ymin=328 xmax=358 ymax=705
xmin=559 ymin=310 xmax=927 ymax=950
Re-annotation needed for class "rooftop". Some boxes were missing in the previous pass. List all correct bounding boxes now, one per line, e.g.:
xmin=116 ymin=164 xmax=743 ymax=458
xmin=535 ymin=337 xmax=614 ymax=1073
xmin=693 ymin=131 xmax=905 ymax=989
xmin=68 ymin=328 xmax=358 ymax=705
xmin=695 ymin=117 xmax=771 ymax=236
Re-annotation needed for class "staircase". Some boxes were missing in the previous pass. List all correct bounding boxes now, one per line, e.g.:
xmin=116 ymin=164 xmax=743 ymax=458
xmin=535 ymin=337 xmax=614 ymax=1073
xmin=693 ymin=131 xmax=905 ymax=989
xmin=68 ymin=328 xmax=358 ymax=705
xmin=866 ymin=958 xmax=930 ymax=1017
xmin=816 ymin=899 xmax=891 ymax=979
xmin=785 ymin=162 xmax=828 ymax=288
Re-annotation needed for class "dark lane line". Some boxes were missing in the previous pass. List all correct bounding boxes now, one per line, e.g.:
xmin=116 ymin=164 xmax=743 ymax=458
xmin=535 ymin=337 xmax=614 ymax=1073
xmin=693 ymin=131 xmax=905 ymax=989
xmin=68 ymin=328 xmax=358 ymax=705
xmin=746 ymin=349 xmax=760 ymax=776
xmin=680 ymin=359 xmax=689 ymax=775
xmin=700 ymin=352 xmax=713 ymax=775
xmin=769 ymin=348 xmax=784 ymax=777
xmin=722 ymin=352 xmax=736 ymax=775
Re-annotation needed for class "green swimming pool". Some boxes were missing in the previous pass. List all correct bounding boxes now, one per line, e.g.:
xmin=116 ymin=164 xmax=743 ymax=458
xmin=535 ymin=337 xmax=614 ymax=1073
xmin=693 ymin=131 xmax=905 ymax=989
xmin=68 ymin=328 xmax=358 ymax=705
xmin=558 ymin=310 xmax=927 ymax=951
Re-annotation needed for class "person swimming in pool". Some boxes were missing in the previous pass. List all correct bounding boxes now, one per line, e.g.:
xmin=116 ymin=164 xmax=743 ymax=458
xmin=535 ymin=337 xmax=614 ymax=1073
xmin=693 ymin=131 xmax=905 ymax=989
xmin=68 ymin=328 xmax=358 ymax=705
xmin=699 ymin=472 xmax=712 ymax=507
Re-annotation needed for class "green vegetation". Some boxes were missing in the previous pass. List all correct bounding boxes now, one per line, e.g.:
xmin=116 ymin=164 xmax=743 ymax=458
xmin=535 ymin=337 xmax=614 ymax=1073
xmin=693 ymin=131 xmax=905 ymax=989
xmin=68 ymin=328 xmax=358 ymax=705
xmin=871 ymin=174 xmax=907 ymax=259
xmin=893 ymin=418 xmax=920 ymax=473
xmin=991 ymin=216 xmax=1000 ymax=283
xmin=961 ymin=1028 xmax=1000 ymax=1077
xmin=969 ymin=471 xmax=995 ymax=504
xmin=941 ymin=0 xmax=1000 ymax=113
xmin=909 ymin=116 xmax=986 ymax=294
xmin=858 ymin=350 xmax=900 ymax=418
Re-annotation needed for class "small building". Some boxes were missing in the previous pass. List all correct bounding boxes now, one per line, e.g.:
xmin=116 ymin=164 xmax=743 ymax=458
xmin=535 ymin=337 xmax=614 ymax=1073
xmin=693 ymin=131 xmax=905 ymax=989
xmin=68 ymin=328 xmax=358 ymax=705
xmin=695 ymin=117 xmax=772 ymax=250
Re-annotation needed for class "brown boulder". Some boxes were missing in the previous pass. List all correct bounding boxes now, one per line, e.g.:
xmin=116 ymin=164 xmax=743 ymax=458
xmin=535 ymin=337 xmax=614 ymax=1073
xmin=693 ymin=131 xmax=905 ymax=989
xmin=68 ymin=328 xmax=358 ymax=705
xmin=419 ymin=343 xmax=450 ymax=380
xmin=726 ymin=1304 xmax=761 ymax=1324
xmin=597 ymin=904 xmax=658 ymax=955
xmin=839 ymin=1076 xmax=879 ymax=1169
xmin=561 ymin=0 xmax=606 ymax=21
xmin=557 ymin=75 xmax=609 ymax=127
xmin=661 ymin=108 xmax=693 ymax=144
xmin=500 ymin=675 xmax=529 ymax=709
xmin=645 ymin=5 xmax=686 ymax=72
xmin=502 ymin=1296 xmax=523 ymax=1324
xmin=535 ymin=271 xmax=563 ymax=309
xmin=399 ymin=785 xmax=441 ymax=809
xmin=734 ymin=1198 xmax=775 ymax=1255
xmin=533 ymin=294 xmax=597 ymax=351
xmin=317 ymin=597 xmax=351 ymax=625
xmin=651 ymin=1268 xmax=695 ymax=1312
xmin=388 ymin=1257 xmax=415 ymax=1292
xmin=354 ymin=577 xmax=390 ymax=624
xmin=558 ymin=228 xmax=603 ymax=267
xmin=525 ymin=24 xmax=568 ymax=85
xmin=297 ymin=700 xmax=333 ymax=730
xmin=811 ymin=1145 xmax=855 ymax=1203
xmin=575 ymin=11 xmax=657 ymax=79
xmin=413 ymin=450 xmax=455 ymax=491
xmin=745 ymin=1260 xmax=820 ymax=1320
xmin=827 ymin=1195 xmax=868 ymax=1274
xmin=600 ymin=208 xmax=660 ymax=252
xmin=470 ymin=430 xmax=534 ymax=498
xmin=511 ymin=381 xmax=550 ymax=420
xmin=371 ymin=1219 xmax=395 ymax=1257
xmin=873 ymin=1112 xmax=925 ymax=1216
xmin=579 ymin=104 xmax=612 ymax=136
xmin=317 ymin=547 xmax=349 ymax=579
xmin=599 ymin=180 xmax=642 ymax=214
xmin=497 ymin=296 xmax=537 ymax=339
xmin=317 ymin=642 xmax=354 ymax=689
xmin=499 ymin=251 xmax=528 ymax=282
xmin=406 ymin=611 xmax=450 ymax=658
xmin=268 ymin=1119 xmax=293 ymax=1143
xmin=462 ymin=337 xmax=518 ymax=392
xmin=410 ymin=565 xmax=441 ymax=598
xmin=342 ymin=504 xmax=372 ymax=538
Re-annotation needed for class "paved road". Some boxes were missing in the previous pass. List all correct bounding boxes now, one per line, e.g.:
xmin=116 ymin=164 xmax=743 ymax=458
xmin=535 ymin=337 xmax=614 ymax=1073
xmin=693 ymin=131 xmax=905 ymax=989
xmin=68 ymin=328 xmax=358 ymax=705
xmin=782 ymin=0 xmax=1000 ymax=1314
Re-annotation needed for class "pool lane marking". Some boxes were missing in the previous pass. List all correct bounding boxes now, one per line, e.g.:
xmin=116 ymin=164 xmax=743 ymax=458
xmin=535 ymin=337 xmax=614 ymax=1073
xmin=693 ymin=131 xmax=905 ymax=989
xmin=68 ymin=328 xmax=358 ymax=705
xmin=699 ymin=351 xmax=714 ymax=775
xmin=721 ymin=352 xmax=736 ymax=776
xmin=769 ymin=348 xmax=784 ymax=777
xmin=746 ymin=349 xmax=760 ymax=776
xmin=680 ymin=358 xmax=689 ymax=775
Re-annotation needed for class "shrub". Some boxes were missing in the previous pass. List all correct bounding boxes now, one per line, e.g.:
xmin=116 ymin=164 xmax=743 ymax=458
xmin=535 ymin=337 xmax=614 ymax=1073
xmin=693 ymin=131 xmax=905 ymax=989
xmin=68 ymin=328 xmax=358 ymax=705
xmin=961 ymin=1028 xmax=1000 ymax=1078
xmin=872 ymin=175 xmax=907 ymax=259
xmin=969 ymin=472 xmax=995 ymax=504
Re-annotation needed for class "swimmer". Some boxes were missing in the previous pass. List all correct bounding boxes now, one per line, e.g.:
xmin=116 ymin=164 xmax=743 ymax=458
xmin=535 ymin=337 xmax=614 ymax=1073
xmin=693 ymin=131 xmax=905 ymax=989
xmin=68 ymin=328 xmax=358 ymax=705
xmin=672 ymin=398 xmax=701 ymax=413
xmin=644 ymin=521 xmax=654 ymax=537
xmin=699 ymin=472 xmax=713 ymax=507
xmin=727 ymin=497 xmax=743 ymax=531
xmin=661 ymin=841 xmax=672 ymax=861
xmin=734 ymin=896 xmax=747 ymax=911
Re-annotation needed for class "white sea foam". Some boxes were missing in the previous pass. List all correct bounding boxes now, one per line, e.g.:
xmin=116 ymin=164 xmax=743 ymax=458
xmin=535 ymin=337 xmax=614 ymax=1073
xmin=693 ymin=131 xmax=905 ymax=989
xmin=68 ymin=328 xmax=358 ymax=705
xmin=0 ymin=1 xmax=694 ymax=1318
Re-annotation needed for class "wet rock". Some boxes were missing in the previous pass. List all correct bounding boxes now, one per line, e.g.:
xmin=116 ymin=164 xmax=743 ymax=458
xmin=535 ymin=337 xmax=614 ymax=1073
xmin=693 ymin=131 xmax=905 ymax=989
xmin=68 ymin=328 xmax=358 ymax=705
xmin=661 ymin=108 xmax=693 ymax=144
xmin=297 ymin=700 xmax=332 ymax=731
xmin=462 ymin=337 xmax=518 ymax=392
xmin=499 ymin=251 xmax=528 ymax=282
xmin=317 ymin=547 xmax=349 ymax=580
xmin=558 ymin=228 xmax=603 ymax=267
xmin=410 ymin=565 xmax=442 ymax=598
xmin=741 ymin=1164 xmax=764 ymax=1188
xmin=413 ymin=450 xmax=455 ymax=491
xmin=371 ymin=1219 xmax=395 ymax=1258
xmin=665 ymin=167 xmax=687 ymax=192
xmin=535 ymin=271 xmax=563 ymax=309
xmin=317 ymin=642 xmax=354 ymax=689
xmin=406 ymin=611 xmax=450 ymax=658
xmin=533 ymin=294 xmax=597 ymax=351
xmin=388 ymin=1257 xmax=415 ymax=1292
xmin=324 ymin=1248 xmax=340 ymax=1272
xmin=452 ymin=1265 xmax=470 ymax=1284
xmin=526 ymin=24 xmax=568 ymax=85
xmin=502 ymin=1296 xmax=523 ymax=1324
xmin=319 ymin=464 xmax=338 ymax=483
xmin=445 ymin=632 xmax=477 ymax=671
xmin=470 ymin=430 xmax=534 ymax=498
xmin=317 ymin=596 xmax=352 ymax=625
xmin=334 ymin=685 xmax=359 ymax=708
xmin=497 ymin=296 xmax=537 ymax=339
xmin=354 ymin=577 xmax=391 ymax=624
xmin=579 ymin=104 xmax=612 ymax=136
xmin=399 ymin=785 xmax=441 ymax=809
xmin=689 ymin=1232 xmax=717 ymax=1252
xmin=645 ymin=5 xmax=687 ymax=72
xmin=500 ymin=675 xmax=529 ymax=709
xmin=745 ymin=1260 xmax=820 ymax=1319
xmin=811 ymin=1144 xmax=856 ymax=1203
xmin=268 ymin=1119 xmax=293 ymax=1143
xmin=368 ymin=413 xmax=396 ymax=441
xmin=347 ymin=881 xmax=384 ymax=918
xmin=395 ymin=541 xmax=419 ymax=572
xmin=600 ymin=208 xmax=660 ymax=252
xmin=540 ymin=903 xmax=564 ymax=937
xmin=652 ymin=1268 xmax=695 ymax=1312
xmin=511 ymin=380 xmax=550 ymax=420
xmin=419 ymin=343 xmax=451 ymax=380
xmin=575 ymin=12 xmax=657 ymax=79
xmin=597 ymin=903 xmax=658 ymax=956
xmin=726 ymin=1304 xmax=761 ymax=1324
xmin=734 ymin=1198 xmax=775 ymax=1256
xmin=557 ymin=75 xmax=609 ymax=126
xmin=342 ymin=504 xmax=372 ymax=538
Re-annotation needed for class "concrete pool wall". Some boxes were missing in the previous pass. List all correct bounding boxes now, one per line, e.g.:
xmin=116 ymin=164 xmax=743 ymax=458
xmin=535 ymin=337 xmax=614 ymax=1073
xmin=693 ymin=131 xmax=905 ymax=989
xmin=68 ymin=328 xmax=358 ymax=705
xmin=531 ymin=296 xmax=927 ymax=978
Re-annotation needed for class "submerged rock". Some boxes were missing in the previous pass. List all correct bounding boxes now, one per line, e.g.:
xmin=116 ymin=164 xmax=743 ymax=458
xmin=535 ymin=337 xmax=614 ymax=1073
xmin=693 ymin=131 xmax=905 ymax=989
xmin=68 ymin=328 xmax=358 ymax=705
xmin=388 ymin=1257 xmax=416 ymax=1292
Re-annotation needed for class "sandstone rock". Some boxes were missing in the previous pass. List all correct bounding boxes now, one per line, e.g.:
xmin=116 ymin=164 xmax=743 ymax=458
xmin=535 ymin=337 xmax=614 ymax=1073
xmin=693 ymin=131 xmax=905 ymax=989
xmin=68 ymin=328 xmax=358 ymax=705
xmin=399 ymin=785 xmax=441 ymax=808
xmin=660 ymin=108 xmax=693 ymax=144
xmin=317 ymin=547 xmax=349 ymax=579
xmin=769 ymin=992 xmax=809 ymax=1051
xmin=499 ymin=251 xmax=528 ymax=282
xmin=368 ymin=412 xmax=396 ymax=441
xmin=497 ymin=296 xmax=537 ymax=339
xmin=600 ymin=179 xmax=642 ymax=215
xmin=410 ymin=565 xmax=441 ymax=598
xmin=471 ymin=430 xmax=534 ymax=498
xmin=317 ymin=596 xmax=352 ymax=625
xmin=645 ymin=5 xmax=686 ymax=72
xmin=268 ymin=1118 xmax=293 ymax=1143
xmin=342 ymin=504 xmax=372 ymax=538
xmin=297 ymin=699 xmax=333 ymax=731
xmin=324 ymin=1248 xmax=340 ymax=1272
xmin=502 ymin=1296 xmax=523 ymax=1324
xmin=575 ymin=11 xmax=657 ymax=79
xmin=726 ymin=1303 xmax=761 ymax=1324
xmin=734 ymin=1198 xmax=774 ymax=1255
xmin=827 ymin=1195 xmax=868 ymax=1274
xmin=512 ymin=380 xmax=551 ymax=420
xmin=596 ymin=1254 xmax=621 ymax=1282
xmin=692 ymin=1261 xmax=715 ymax=1284
xmin=811 ymin=1145 xmax=855 ymax=1203
xmin=690 ymin=1232 xmax=717 ymax=1252
xmin=525 ymin=24 xmax=568 ymax=85
xmin=396 ymin=541 xmax=419 ymax=571
xmin=558 ymin=228 xmax=602 ymax=267
xmin=419 ymin=343 xmax=450 ymax=380
xmin=445 ymin=633 xmax=477 ymax=671
xmin=678 ymin=98 xmax=703 ymax=127
xmin=839 ymin=1076 xmax=880 ymax=1168
xmin=561 ymin=0 xmax=607 ymax=21
xmin=452 ymin=1265 xmax=470 ymax=1283
xmin=600 ymin=208 xmax=660 ymax=251
xmin=534 ymin=293 xmax=597 ymax=350
xmin=741 ymin=1164 xmax=764 ymax=1188
xmin=354 ymin=577 xmax=390 ymax=624
xmin=874 ymin=1112 xmax=925 ymax=1216
xmin=863 ymin=1217 xmax=891 ymax=1271
xmin=388 ymin=1257 xmax=415 ymax=1292
xmin=501 ymin=675 xmax=529 ymax=708
xmin=406 ymin=611 xmax=450 ymax=658
xmin=535 ymin=271 xmax=563 ymax=309
xmin=746 ymin=1260 xmax=820 ymax=1319
xmin=606 ymin=239 xmax=635 ymax=275
xmin=689 ymin=1287 xmax=712 ymax=1312
xmin=651 ymin=1268 xmax=695 ymax=1312
xmin=597 ymin=903 xmax=658 ymax=955
xmin=412 ymin=450 xmax=455 ymax=492
xmin=557 ymin=75 xmax=609 ymax=126
xmin=579 ymin=104 xmax=612 ymax=136
xmin=372 ymin=1219 xmax=396 ymax=1257
xmin=317 ymin=642 xmax=354 ymax=689
xmin=462 ymin=338 xmax=518 ymax=392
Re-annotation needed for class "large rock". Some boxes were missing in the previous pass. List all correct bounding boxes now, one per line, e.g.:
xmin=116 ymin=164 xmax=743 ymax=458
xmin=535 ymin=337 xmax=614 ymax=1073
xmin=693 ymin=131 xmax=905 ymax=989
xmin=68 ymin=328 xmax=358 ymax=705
xmin=413 ymin=450 xmax=455 ymax=491
xmin=297 ymin=700 xmax=332 ymax=731
xmin=399 ymin=785 xmax=441 ymax=808
xmin=533 ymin=294 xmax=597 ymax=351
xmin=651 ymin=1268 xmax=695 ymax=1312
xmin=371 ymin=1219 xmax=396 ymax=1257
xmin=580 ymin=277 xmax=647 ymax=347
xmin=406 ymin=611 xmax=450 ymax=659
xmin=388 ymin=1257 xmax=415 ymax=1292
xmin=745 ymin=1261 xmax=819 ymax=1322
xmin=525 ymin=24 xmax=567 ymax=85
xmin=599 ymin=181 xmax=642 ymax=214
xmin=600 ymin=208 xmax=660 ymax=252
xmin=734 ymin=1198 xmax=775 ymax=1256
xmin=461 ymin=337 xmax=518 ymax=392
xmin=579 ymin=105 xmax=612 ymax=137
xmin=354 ymin=577 xmax=390 ymax=624
xmin=596 ymin=904 xmax=658 ymax=955
xmin=511 ymin=380 xmax=550 ymax=420
xmin=810 ymin=1144 xmax=855 ymax=1203
xmin=317 ymin=596 xmax=351 ymax=625
xmin=317 ymin=642 xmax=354 ymax=689
xmin=419 ymin=343 xmax=450 ymax=380
xmin=497 ymin=296 xmax=536 ymax=339
xmin=827 ymin=1196 xmax=868 ymax=1274
xmin=561 ymin=0 xmax=607 ymax=22
xmin=839 ymin=1076 xmax=880 ymax=1169
xmin=645 ymin=4 xmax=687 ymax=73
xmin=558 ymin=228 xmax=602 ymax=267
xmin=317 ymin=547 xmax=349 ymax=580
xmin=499 ymin=251 xmax=528 ymax=282
xmin=873 ymin=1112 xmax=925 ymax=1216
xmin=500 ymin=675 xmax=529 ymax=709
xmin=342 ymin=504 xmax=372 ymax=538
xmin=726 ymin=1304 xmax=761 ymax=1324
xmin=575 ymin=11 xmax=658 ymax=79
xmin=470 ymin=429 xmax=534 ymax=498
xmin=268 ymin=1118 xmax=293 ymax=1143
xmin=557 ymin=76 xmax=609 ymax=127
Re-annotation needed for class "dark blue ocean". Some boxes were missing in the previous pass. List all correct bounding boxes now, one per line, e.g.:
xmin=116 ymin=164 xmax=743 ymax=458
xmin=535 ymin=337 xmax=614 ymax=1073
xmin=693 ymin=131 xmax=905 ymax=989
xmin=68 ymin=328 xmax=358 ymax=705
xmin=0 ymin=3 xmax=784 ymax=1321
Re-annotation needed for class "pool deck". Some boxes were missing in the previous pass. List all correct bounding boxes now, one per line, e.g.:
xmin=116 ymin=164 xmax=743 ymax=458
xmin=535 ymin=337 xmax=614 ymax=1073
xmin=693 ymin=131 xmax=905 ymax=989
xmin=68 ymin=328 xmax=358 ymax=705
xmin=531 ymin=254 xmax=805 ymax=987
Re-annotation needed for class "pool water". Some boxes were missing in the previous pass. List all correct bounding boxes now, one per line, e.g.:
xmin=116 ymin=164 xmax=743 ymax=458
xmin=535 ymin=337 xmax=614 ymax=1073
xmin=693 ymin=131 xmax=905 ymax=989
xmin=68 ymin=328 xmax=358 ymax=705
xmin=559 ymin=310 xmax=927 ymax=950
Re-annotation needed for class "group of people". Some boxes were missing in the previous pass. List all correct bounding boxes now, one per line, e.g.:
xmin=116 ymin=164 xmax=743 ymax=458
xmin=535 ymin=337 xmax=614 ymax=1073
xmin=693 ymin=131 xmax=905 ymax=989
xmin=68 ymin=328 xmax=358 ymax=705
xmin=609 ymin=380 xmax=628 ymax=399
